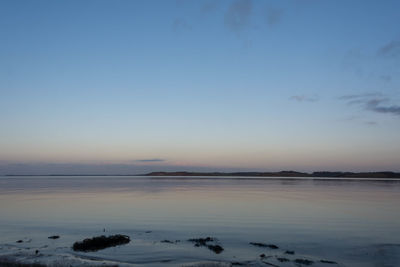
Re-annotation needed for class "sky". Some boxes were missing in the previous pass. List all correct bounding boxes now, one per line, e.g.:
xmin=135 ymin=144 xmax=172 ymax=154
xmin=1 ymin=0 xmax=400 ymax=174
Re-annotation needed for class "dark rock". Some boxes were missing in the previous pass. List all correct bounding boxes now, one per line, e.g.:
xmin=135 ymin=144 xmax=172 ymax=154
xmin=188 ymin=237 xmax=215 ymax=246
xmin=188 ymin=237 xmax=223 ymax=254
xmin=48 ymin=235 xmax=60 ymax=239
xmin=260 ymin=253 xmax=266 ymax=258
xmin=72 ymin=234 xmax=130 ymax=252
xmin=285 ymin=250 xmax=295 ymax=255
xmin=320 ymin=259 xmax=338 ymax=264
xmin=231 ymin=262 xmax=247 ymax=266
xmin=16 ymin=240 xmax=23 ymax=243
xmin=277 ymin=257 xmax=290 ymax=262
xmin=249 ymin=242 xmax=279 ymax=249
xmin=207 ymin=244 xmax=224 ymax=254
xmin=294 ymin=259 xmax=314 ymax=265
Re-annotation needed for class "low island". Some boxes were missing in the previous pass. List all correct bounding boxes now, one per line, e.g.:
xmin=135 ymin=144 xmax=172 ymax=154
xmin=145 ymin=171 xmax=400 ymax=179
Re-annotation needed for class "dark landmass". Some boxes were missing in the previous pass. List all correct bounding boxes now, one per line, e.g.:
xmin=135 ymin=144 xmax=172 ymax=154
xmin=72 ymin=234 xmax=130 ymax=252
xmin=146 ymin=171 xmax=400 ymax=178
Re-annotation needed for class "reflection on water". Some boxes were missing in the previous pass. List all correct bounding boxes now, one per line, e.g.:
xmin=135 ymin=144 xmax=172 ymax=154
xmin=0 ymin=176 xmax=399 ymax=266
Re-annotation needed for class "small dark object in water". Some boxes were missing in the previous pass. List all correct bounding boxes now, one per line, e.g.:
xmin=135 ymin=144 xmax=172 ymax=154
xmin=188 ymin=237 xmax=215 ymax=246
xmin=249 ymin=242 xmax=279 ymax=249
xmin=72 ymin=234 xmax=130 ymax=252
xmin=188 ymin=237 xmax=223 ymax=254
xmin=231 ymin=262 xmax=246 ymax=266
xmin=320 ymin=260 xmax=338 ymax=264
xmin=35 ymin=250 xmax=39 ymax=255
xmin=145 ymin=231 xmax=152 ymax=233
xmin=48 ymin=235 xmax=60 ymax=239
xmin=277 ymin=257 xmax=290 ymax=262
xmin=294 ymin=259 xmax=314 ymax=265
xmin=260 ymin=253 xmax=266 ymax=258
xmin=161 ymin=240 xmax=174 ymax=244
xmin=285 ymin=250 xmax=295 ymax=255
xmin=16 ymin=240 xmax=23 ymax=243
xmin=207 ymin=244 xmax=224 ymax=254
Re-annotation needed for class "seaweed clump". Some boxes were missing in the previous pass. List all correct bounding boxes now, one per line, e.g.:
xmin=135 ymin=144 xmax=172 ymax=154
xmin=188 ymin=237 xmax=224 ymax=254
xmin=72 ymin=234 xmax=130 ymax=252
xmin=320 ymin=259 xmax=338 ymax=264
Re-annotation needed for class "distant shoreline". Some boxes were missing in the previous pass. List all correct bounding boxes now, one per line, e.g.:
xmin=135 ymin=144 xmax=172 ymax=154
xmin=2 ymin=170 xmax=400 ymax=178
xmin=145 ymin=171 xmax=400 ymax=179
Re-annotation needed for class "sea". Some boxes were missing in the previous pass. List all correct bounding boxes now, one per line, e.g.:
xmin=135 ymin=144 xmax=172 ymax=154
xmin=0 ymin=176 xmax=399 ymax=266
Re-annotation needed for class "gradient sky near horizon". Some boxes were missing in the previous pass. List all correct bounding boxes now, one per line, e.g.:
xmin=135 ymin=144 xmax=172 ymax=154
xmin=1 ymin=0 xmax=400 ymax=174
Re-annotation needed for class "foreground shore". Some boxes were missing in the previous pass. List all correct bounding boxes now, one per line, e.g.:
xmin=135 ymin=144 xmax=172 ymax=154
xmin=1 ymin=229 xmax=399 ymax=267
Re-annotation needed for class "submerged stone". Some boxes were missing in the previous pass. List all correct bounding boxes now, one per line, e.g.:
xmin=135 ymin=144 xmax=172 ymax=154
xmin=249 ymin=242 xmax=279 ymax=249
xmin=161 ymin=240 xmax=174 ymax=244
xmin=207 ymin=244 xmax=224 ymax=254
xmin=294 ymin=259 xmax=314 ymax=265
xmin=277 ymin=257 xmax=290 ymax=262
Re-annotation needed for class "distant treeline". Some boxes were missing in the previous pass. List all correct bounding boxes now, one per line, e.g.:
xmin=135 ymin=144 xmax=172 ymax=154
xmin=146 ymin=171 xmax=400 ymax=178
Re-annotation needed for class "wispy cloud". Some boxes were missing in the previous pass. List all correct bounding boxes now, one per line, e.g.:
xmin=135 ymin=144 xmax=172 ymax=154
xmin=339 ymin=93 xmax=400 ymax=116
xmin=172 ymin=18 xmax=192 ymax=32
xmin=365 ymin=99 xmax=400 ymax=116
xmin=380 ymin=75 xmax=392 ymax=83
xmin=290 ymin=95 xmax=319 ymax=102
xmin=378 ymin=40 xmax=400 ymax=58
xmin=201 ymin=0 xmax=219 ymax=14
xmin=224 ymin=0 xmax=252 ymax=35
xmin=338 ymin=93 xmax=382 ymax=100
xmin=265 ymin=7 xmax=284 ymax=26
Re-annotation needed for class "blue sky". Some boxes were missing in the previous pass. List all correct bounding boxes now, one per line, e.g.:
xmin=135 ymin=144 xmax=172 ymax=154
xmin=1 ymin=0 xmax=400 ymax=174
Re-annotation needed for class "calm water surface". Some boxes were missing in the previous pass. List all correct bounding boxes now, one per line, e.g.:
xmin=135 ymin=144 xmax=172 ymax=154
xmin=0 ymin=176 xmax=399 ymax=266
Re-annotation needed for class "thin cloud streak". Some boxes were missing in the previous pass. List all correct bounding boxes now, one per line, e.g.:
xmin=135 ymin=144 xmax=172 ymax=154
xmin=135 ymin=159 xmax=166 ymax=163
xmin=290 ymin=95 xmax=319 ymax=102
xmin=338 ymin=93 xmax=382 ymax=100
